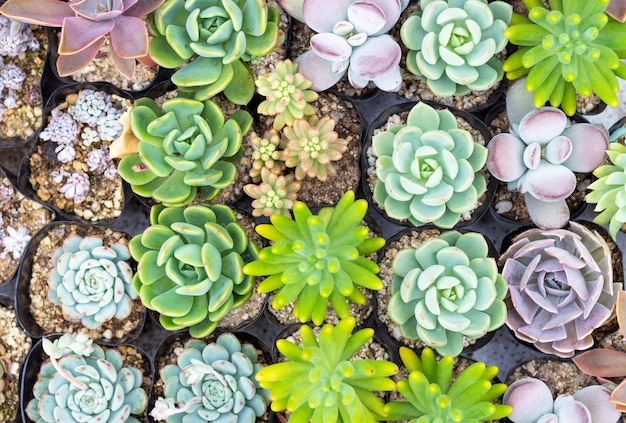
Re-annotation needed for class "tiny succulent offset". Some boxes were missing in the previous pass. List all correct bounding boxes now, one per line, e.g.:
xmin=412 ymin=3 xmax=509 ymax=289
xmin=503 ymin=377 xmax=621 ymax=423
xmin=149 ymin=0 xmax=279 ymax=104
xmin=47 ymin=235 xmax=137 ymax=330
xmin=401 ymin=0 xmax=512 ymax=97
xmin=0 ymin=0 xmax=165 ymax=80
xmin=255 ymin=317 xmax=398 ymax=422
xmin=244 ymin=168 xmax=300 ymax=218
xmin=25 ymin=333 xmax=148 ymax=423
xmin=129 ymin=203 xmax=259 ymax=338
xmin=487 ymin=78 xmax=608 ymax=229
xmin=0 ymin=15 xmax=40 ymax=58
xmin=248 ymin=129 xmax=285 ymax=182
xmin=278 ymin=0 xmax=408 ymax=91
xmin=384 ymin=347 xmax=511 ymax=422
xmin=243 ymin=190 xmax=385 ymax=325
xmin=116 ymin=96 xmax=252 ymax=207
xmin=372 ymin=101 xmax=488 ymax=228
xmin=388 ymin=230 xmax=507 ymax=357
xmin=503 ymin=0 xmax=626 ymax=116
xmin=500 ymin=221 xmax=620 ymax=358
xmin=151 ymin=333 xmax=269 ymax=422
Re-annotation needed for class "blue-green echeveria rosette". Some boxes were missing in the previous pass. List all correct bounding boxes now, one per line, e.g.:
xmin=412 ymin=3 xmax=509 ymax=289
xmin=129 ymin=203 xmax=259 ymax=338
xmin=372 ymin=101 xmax=488 ymax=229
xmin=47 ymin=235 xmax=138 ymax=330
xmin=388 ymin=230 xmax=507 ymax=357
xmin=117 ymin=96 xmax=252 ymax=207
xmin=401 ymin=0 xmax=512 ymax=97
xmin=150 ymin=333 xmax=269 ymax=422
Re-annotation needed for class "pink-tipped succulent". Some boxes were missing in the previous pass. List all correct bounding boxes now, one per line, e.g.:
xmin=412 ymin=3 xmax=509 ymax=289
xmin=0 ymin=0 xmax=164 ymax=80
xmin=486 ymin=78 xmax=608 ymax=229
xmin=501 ymin=221 xmax=620 ymax=358
xmin=248 ymin=129 xmax=285 ymax=183
xmin=279 ymin=0 xmax=408 ymax=91
xmin=243 ymin=168 xmax=300 ymax=217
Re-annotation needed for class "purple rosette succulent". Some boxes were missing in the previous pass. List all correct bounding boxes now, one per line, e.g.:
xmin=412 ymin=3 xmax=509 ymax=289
xmin=279 ymin=0 xmax=409 ymax=91
xmin=500 ymin=221 xmax=620 ymax=358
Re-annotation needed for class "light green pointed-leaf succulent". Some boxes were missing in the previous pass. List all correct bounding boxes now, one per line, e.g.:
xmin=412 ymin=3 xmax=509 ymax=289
xmin=130 ymin=203 xmax=258 ymax=338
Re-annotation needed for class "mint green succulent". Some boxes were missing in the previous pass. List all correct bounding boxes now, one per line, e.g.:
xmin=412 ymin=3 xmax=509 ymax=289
xmin=384 ymin=347 xmax=512 ymax=422
xmin=47 ymin=235 xmax=137 ymax=330
xmin=151 ymin=333 xmax=269 ymax=422
xmin=243 ymin=190 xmax=385 ymax=325
xmin=129 ymin=203 xmax=258 ymax=338
xmin=401 ymin=0 xmax=512 ymax=97
xmin=372 ymin=102 xmax=488 ymax=228
xmin=388 ymin=231 xmax=507 ymax=357
xmin=150 ymin=0 xmax=279 ymax=104
xmin=117 ymin=96 xmax=252 ymax=207
xmin=25 ymin=333 xmax=148 ymax=423
xmin=255 ymin=317 xmax=398 ymax=423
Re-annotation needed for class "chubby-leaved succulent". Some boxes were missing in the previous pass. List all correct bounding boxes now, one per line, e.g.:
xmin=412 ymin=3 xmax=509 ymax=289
xmin=243 ymin=190 xmax=385 ymax=325
xmin=47 ymin=235 xmax=137 ymax=330
xmin=401 ymin=0 xmax=512 ymax=97
xmin=244 ymin=168 xmax=300 ymax=218
xmin=116 ymin=96 xmax=252 ymax=207
xmin=129 ymin=203 xmax=259 ymax=338
xmin=384 ymin=347 xmax=512 ymax=422
xmin=388 ymin=230 xmax=507 ymax=357
xmin=255 ymin=317 xmax=398 ymax=423
xmin=248 ymin=129 xmax=285 ymax=182
xmin=150 ymin=333 xmax=269 ymax=422
xmin=372 ymin=101 xmax=488 ymax=228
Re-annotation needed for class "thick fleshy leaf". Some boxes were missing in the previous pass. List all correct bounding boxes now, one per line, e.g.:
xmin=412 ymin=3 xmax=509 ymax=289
xmin=545 ymin=136 xmax=572 ymax=165
xmin=59 ymin=17 xmax=115 ymax=54
xmin=506 ymin=77 xmax=540 ymax=130
xmin=525 ymin=194 xmax=569 ymax=230
xmin=110 ymin=15 xmax=149 ymax=58
xmin=56 ymin=38 xmax=105 ymax=76
xmin=518 ymin=107 xmax=568 ymax=145
xmin=302 ymin=0 xmax=350 ymax=33
xmin=347 ymin=1 xmax=386 ymax=35
xmin=524 ymin=163 xmax=576 ymax=202
xmin=310 ymin=33 xmax=352 ymax=62
xmin=486 ymin=133 xmax=526 ymax=182
xmin=0 ymin=0 xmax=72 ymax=26
xmin=296 ymin=50 xmax=346 ymax=91
xmin=573 ymin=385 xmax=622 ymax=423
xmin=561 ymin=124 xmax=608 ymax=172
xmin=350 ymin=35 xmax=401 ymax=82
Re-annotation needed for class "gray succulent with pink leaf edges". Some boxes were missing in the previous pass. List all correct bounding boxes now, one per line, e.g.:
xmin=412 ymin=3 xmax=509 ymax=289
xmin=278 ymin=0 xmax=409 ymax=91
xmin=500 ymin=221 xmax=620 ymax=358
xmin=486 ymin=78 xmax=608 ymax=229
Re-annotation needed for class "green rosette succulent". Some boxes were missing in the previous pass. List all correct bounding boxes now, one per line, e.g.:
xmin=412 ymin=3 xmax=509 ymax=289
xmin=372 ymin=101 xmax=488 ymax=228
xmin=388 ymin=231 xmax=507 ymax=357
xmin=384 ymin=347 xmax=512 ymax=422
xmin=243 ymin=190 xmax=385 ymax=325
xmin=255 ymin=317 xmax=398 ymax=423
xmin=587 ymin=142 xmax=626 ymax=240
xmin=150 ymin=333 xmax=269 ymax=422
xmin=503 ymin=0 xmax=626 ymax=116
xmin=47 ymin=235 xmax=137 ymax=330
xmin=129 ymin=203 xmax=259 ymax=338
xmin=150 ymin=0 xmax=279 ymax=104
xmin=401 ymin=0 xmax=512 ymax=97
xmin=117 ymin=96 xmax=252 ymax=207
xmin=25 ymin=333 xmax=148 ymax=423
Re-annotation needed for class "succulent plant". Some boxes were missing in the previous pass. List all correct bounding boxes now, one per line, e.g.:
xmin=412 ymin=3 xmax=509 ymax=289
xmin=372 ymin=101 xmax=488 ymax=229
xmin=607 ymin=0 xmax=626 ymax=22
xmin=400 ymin=0 xmax=512 ymax=97
xmin=503 ymin=377 xmax=620 ymax=423
xmin=281 ymin=115 xmax=349 ymax=182
xmin=150 ymin=333 xmax=269 ymax=422
xmin=149 ymin=0 xmax=279 ymax=104
xmin=255 ymin=59 xmax=318 ymax=131
xmin=256 ymin=317 xmax=398 ymax=422
xmin=500 ymin=221 xmax=620 ymax=358
xmin=384 ymin=347 xmax=511 ymax=422
xmin=502 ymin=0 xmax=626 ymax=116
xmin=0 ymin=344 xmax=10 ymax=394
xmin=487 ymin=78 xmax=608 ymax=229
xmin=0 ymin=15 xmax=40 ymax=58
xmin=243 ymin=190 xmax=385 ymax=325
xmin=25 ymin=333 xmax=148 ymax=423
xmin=116 ymin=96 xmax=252 ymax=207
xmin=586 ymin=142 xmax=626 ymax=240
xmin=0 ymin=0 xmax=164 ymax=80
xmin=388 ymin=230 xmax=507 ymax=357
xmin=278 ymin=0 xmax=408 ymax=91
xmin=244 ymin=168 xmax=300 ymax=218
xmin=47 ymin=235 xmax=137 ymax=330
xmin=129 ymin=203 xmax=258 ymax=338
xmin=248 ymin=129 xmax=285 ymax=182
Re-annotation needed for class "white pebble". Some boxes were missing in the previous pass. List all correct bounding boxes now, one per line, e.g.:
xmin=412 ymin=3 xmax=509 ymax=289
xmin=495 ymin=200 xmax=513 ymax=214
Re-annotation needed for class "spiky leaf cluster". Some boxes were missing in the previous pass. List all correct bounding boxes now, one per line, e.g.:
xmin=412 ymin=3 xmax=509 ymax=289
xmin=243 ymin=190 xmax=385 ymax=325
xmin=129 ymin=203 xmax=258 ymax=338
xmin=255 ymin=317 xmax=398 ymax=423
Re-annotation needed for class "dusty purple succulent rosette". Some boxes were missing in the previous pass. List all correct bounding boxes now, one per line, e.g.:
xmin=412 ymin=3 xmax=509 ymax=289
xmin=499 ymin=221 xmax=622 ymax=358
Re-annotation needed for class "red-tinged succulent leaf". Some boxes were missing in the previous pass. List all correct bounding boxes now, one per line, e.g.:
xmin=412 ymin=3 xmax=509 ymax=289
xmin=109 ymin=45 xmax=136 ymax=80
xmin=124 ymin=0 xmax=164 ymax=16
xmin=612 ymin=382 xmax=626 ymax=411
xmin=297 ymin=50 xmax=346 ymax=91
xmin=573 ymin=349 xmax=626 ymax=377
xmin=606 ymin=0 xmax=626 ymax=22
xmin=70 ymin=0 xmax=125 ymax=21
xmin=302 ymin=0 xmax=350 ymax=33
xmin=278 ymin=0 xmax=305 ymax=21
xmin=310 ymin=33 xmax=352 ymax=62
xmin=523 ymin=142 xmax=541 ymax=170
xmin=561 ymin=124 xmax=608 ymax=173
xmin=365 ymin=0 xmax=402 ymax=34
xmin=372 ymin=62 xmax=402 ymax=91
xmin=573 ymin=385 xmax=622 ymax=423
xmin=545 ymin=136 xmax=572 ymax=165
xmin=56 ymin=37 xmax=105 ymax=76
xmin=350 ymin=34 xmax=400 ymax=80
xmin=486 ymin=133 xmax=526 ymax=182
xmin=503 ymin=378 xmax=554 ymax=423
xmin=524 ymin=162 xmax=576 ymax=202
xmin=553 ymin=396 xmax=592 ymax=423
xmin=0 ymin=0 xmax=72 ymax=26
xmin=110 ymin=15 xmax=149 ymax=58
xmin=59 ymin=17 xmax=115 ymax=54
xmin=617 ymin=289 xmax=626 ymax=338
xmin=347 ymin=1 xmax=386 ymax=35
xmin=518 ymin=107 xmax=568 ymax=145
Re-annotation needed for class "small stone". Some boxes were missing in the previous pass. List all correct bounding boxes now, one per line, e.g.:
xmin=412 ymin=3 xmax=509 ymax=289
xmin=495 ymin=200 xmax=513 ymax=214
xmin=102 ymin=329 xmax=113 ymax=339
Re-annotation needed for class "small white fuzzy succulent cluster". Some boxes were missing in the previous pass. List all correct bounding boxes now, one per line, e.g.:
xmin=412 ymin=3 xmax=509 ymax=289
xmin=0 ymin=181 xmax=30 ymax=261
